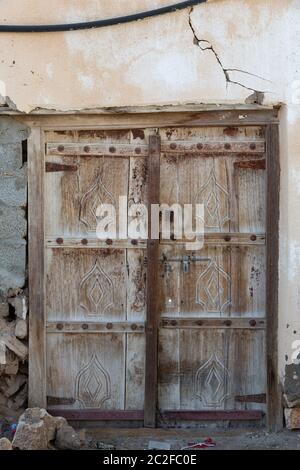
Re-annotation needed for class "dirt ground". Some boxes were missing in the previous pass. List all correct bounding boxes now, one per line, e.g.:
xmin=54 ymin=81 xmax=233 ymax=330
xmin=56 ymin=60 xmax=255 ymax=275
xmin=84 ymin=427 xmax=300 ymax=450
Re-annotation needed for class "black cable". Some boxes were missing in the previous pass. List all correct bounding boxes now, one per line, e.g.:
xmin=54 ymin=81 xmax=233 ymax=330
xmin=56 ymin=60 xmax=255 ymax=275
xmin=0 ymin=0 xmax=206 ymax=33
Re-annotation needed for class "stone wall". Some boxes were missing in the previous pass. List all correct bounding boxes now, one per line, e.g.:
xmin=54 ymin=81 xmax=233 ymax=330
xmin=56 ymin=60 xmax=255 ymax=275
xmin=0 ymin=116 xmax=30 ymax=420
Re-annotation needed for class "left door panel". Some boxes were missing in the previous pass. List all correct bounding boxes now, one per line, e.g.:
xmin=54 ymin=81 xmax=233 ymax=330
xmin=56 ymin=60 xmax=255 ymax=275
xmin=43 ymin=129 xmax=149 ymax=416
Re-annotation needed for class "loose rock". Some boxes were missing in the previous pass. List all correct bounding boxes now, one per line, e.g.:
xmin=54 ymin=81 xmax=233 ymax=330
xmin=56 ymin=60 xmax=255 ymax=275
xmin=0 ymin=437 xmax=12 ymax=450
xmin=285 ymin=407 xmax=300 ymax=429
xmin=12 ymin=408 xmax=67 ymax=450
xmin=55 ymin=424 xmax=82 ymax=450
xmin=11 ymin=407 xmax=88 ymax=450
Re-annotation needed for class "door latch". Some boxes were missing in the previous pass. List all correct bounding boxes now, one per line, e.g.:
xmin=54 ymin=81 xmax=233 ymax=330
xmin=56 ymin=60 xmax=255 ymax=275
xmin=162 ymin=254 xmax=210 ymax=274
xmin=182 ymin=256 xmax=190 ymax=273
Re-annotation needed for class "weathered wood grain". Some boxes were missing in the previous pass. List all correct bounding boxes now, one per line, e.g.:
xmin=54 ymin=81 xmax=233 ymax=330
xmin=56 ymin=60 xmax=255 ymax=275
xmin=28 ymin=127 xmax=46 ymax=407
xmin=157 ymin=125 xmax=267 ymax=420
xmin=144 ymin=135 xmax=161 ymax=428
xmin=43 ymin=130 xmax=150 ymax=414
xmin=266 ymin=124 xmax=282 ymax=431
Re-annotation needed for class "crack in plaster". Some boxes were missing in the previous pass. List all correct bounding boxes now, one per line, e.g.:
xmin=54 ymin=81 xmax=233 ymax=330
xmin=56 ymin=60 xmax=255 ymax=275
xmin=188 ymin=7 xmax=267 ymax=98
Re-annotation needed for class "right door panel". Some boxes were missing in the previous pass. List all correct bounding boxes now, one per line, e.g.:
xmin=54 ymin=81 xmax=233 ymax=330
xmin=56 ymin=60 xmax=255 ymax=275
xmin=158 ymin=126 xmax=267 ymax=418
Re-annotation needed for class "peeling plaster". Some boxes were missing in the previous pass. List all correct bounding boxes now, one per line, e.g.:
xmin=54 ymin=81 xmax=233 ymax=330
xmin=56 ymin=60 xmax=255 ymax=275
xmin=46 ymin=63 xmax=54 ymax=79
xmin=288 ymin=240 xmax=300 ymax=282
xmin=128 ymin=50 xmax=200 ymax=93
xmin=0 ymin=0 xmax=290 ymax=112
xmin=290 ymin=168 xmax=300 ymax=196
xmin=78 ymin=75 xmax=95 ymax=91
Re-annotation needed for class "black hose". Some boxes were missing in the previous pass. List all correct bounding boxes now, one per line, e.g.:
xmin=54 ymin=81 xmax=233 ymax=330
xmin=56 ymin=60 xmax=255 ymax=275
xmin=0 ymin=0 xmax=206 ymax=33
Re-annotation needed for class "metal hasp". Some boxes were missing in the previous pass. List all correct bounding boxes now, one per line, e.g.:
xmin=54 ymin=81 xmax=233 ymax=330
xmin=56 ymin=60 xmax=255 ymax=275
xmin=162 ymin=254 xmax=210 ymax=274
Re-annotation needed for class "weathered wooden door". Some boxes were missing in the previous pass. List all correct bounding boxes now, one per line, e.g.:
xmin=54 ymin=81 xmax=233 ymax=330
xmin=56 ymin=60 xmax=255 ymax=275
xmin=29 ymin=118 xmax=273 ymax=426
xmin=157 ymin=126 xmax=267 ymax=423
xmin=43 ymin=129 xmax=150 ymax=418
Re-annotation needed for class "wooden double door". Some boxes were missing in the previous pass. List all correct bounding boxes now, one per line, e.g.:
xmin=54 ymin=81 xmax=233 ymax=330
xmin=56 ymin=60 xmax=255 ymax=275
xmin=34 ymin=124 xmax=270 ymax=425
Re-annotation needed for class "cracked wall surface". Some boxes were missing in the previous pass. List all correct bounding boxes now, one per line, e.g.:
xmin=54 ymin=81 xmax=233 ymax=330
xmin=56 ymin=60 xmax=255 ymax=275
xmin=0 ymin=0 xmax=292 ymax=112
xmin=0 ymin=0 xmax=300 ymax=420
xmin=188 ymin=6 xmax=266 ymax=101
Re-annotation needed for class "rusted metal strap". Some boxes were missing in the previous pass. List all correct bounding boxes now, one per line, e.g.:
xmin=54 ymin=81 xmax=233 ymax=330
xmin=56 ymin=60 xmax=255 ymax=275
xmin=234 ymin=159 xmax=266 ymax=170
xmin=48 ymin=409 xmax=263 ymax=421
xmin=47 ymin=397 xmax=76 ymax=406
xmin=45 ymin=162 xmax=78 ymax=172
xmin=235 ymin=394 xmax=266 ymax=404
xmin=161 ymin=410 xmax=264 ymax=421
xmin=47 ymin=409 xmax=144 ymax=421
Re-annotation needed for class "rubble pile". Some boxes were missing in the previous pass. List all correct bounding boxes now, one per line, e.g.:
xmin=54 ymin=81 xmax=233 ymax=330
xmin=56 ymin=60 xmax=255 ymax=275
xmin=0 ymin=407 xmax=115 ymax=450
xmin=0 ymin=293 xmax=28 ymax=420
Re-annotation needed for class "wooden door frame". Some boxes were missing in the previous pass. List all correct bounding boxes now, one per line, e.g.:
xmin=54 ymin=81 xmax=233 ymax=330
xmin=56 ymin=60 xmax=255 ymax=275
xmin=144 ymin=135 xmax=161 ymax=428
xmin=23 ymin=105 xmax=281 ymax=429
xmin=265 ymin=124 xmax=282 ymax=431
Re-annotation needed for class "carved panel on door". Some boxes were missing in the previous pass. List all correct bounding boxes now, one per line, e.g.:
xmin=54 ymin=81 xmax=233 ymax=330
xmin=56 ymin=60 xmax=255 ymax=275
xmin=45 ymin=156 xmax=129 ymax=237
xmin=79 ymin=257 xmax=114 ymax=316
xmin=46 ymin=249 xmax=126 ymax=321
xmin=159 ymin=245 xmax=265 ymax=318
xmin=195 ymin=164 xmax=230 ymax=231
xmin=194 ymin=352 xmax=230 ymax=408
xmin=79 ymin=169 xmax=116 ymax=233
xmin=196 ymin=257 xmax=231 ymax=314
xmin=75 ymin=352 xmax=111 ymax=408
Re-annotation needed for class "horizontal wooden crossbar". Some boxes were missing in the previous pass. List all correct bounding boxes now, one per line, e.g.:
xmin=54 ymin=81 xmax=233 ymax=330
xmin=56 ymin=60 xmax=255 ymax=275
xmin=45 ymin=233 xmax=265 ymax=249
xmin=46 ymin=140 xmax=265 ymax=157
xmin=46 ymin=237 xmax=147 ymax=249
xmin=46 ymin=321 xmax=145 ymax=334
xmin=160 ymin=317 xmax=266 ymax=329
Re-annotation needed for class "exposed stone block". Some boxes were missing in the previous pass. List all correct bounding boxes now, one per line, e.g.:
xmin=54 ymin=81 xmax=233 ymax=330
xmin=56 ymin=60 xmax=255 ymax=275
xmin=284 ymin=362 xmax=300 ymax=406
xmin=285 ymin=408 xmax=300 ymax=429
xmin=15 ymin=319 xmax=28 ymax=340
xmin=0 ymin=143 xmax=22 ymax=172
xmin=0 ymin=164 xmax=27 ymax=208
xmin=0 ymin=302 xmax=9 ymax=317
xmin=0 ymin=244 xmax=26 ymax=296
xmin=0 ymin=117 xmax=30 ymax=144
xmin=8 ymin=295 xmax=27 ymax=320
xmin=0 ymin=206 xmax=26 ymax=239
xmin=12 ymin=408 xmax=69 ymax=450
